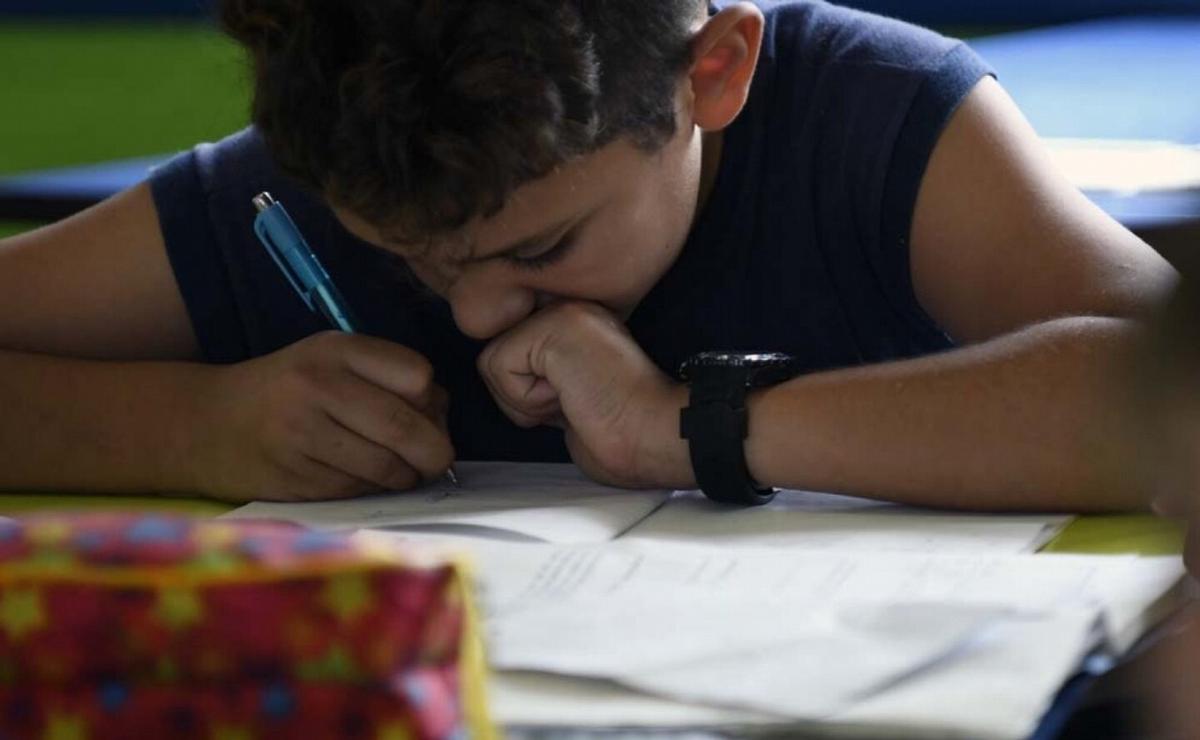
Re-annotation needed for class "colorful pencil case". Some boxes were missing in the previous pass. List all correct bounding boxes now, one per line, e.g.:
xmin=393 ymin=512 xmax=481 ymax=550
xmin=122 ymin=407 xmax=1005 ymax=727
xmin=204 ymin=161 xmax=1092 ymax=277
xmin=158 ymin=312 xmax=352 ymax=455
xmin=0 ymin=513 xmax=493 ymax=739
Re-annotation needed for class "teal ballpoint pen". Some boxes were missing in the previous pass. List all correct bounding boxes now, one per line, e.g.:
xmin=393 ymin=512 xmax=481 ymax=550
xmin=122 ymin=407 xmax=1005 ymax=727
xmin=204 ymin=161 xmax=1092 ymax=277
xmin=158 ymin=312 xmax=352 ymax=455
xmin=252 ymin=191 xmax=359 ymax=332
xmin=251 ymin=191 xmax=459 ymax=487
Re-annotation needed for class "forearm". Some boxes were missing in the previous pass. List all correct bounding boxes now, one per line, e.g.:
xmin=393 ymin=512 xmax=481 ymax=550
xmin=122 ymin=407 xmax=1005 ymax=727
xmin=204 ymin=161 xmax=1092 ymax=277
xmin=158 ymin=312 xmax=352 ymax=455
xmin=744 ymin=316 xmax=1144 ymax=512
xmin=0 ymin=349 xmax=213 ymax=495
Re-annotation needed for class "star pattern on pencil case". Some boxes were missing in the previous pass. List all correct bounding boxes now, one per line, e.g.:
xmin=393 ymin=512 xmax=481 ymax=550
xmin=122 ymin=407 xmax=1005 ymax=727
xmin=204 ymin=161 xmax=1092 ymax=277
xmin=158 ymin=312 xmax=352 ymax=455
xmin=0 ymin=587 xmax=44 ymax=640
xmin=0 ymin=514 xmax=481 ymax=739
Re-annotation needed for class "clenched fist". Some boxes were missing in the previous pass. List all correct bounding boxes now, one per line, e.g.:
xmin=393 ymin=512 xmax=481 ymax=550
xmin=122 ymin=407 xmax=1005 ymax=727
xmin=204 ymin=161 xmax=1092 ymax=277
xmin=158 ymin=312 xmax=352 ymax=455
xmin=477 ymin=301 xmax=694 ymax=489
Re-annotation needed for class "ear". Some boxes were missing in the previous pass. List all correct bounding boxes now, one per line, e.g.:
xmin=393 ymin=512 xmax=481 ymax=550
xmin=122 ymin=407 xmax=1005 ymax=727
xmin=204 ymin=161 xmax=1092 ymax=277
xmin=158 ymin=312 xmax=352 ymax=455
xmin=688 ymin=2 xmax=765 ymax=131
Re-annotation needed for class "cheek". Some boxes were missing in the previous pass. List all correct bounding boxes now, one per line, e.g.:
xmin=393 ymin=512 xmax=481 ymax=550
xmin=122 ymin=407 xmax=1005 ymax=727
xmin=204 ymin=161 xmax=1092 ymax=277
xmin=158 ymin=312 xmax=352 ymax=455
xmin=625 ymin=178 xmax=695 ymax=267
xmin=632 ymin=151 xmax=700 ymax=254
xmin=557 ymin=188 xmax=695 ymax=306
xmin=405 ymin=259 xmax=455 ymax=296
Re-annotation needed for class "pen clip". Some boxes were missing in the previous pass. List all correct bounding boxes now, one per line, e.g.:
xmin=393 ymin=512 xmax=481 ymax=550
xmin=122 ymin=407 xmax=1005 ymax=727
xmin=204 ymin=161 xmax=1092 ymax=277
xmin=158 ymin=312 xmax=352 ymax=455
xmin=253 ymin=205 xmax=317 ymax=313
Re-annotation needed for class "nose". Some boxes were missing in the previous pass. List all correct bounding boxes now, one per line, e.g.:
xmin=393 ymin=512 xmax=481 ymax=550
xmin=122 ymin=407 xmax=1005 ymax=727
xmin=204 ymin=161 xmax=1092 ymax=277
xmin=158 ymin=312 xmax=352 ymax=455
xmin=447 ymin=269 xmax=538 ymax=339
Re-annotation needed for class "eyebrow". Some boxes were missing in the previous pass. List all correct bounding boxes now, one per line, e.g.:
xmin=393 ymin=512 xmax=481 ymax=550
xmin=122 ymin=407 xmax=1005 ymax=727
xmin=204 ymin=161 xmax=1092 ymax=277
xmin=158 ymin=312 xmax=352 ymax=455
xmin=459 ymin=216 xmax=577 ymax=265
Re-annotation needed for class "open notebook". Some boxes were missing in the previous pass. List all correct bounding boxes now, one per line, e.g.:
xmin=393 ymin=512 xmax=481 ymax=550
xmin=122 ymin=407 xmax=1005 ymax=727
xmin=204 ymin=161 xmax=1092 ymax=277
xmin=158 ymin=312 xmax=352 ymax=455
xmin=226 ymin=461 xmax=1069 ymax=552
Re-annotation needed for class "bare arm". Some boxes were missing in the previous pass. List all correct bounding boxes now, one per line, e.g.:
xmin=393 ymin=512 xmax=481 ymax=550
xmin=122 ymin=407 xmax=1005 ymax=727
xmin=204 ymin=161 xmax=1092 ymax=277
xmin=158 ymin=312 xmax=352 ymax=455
xmin=0 ymin=183 xmax=198 ymax=360
xmin=0 ymin=184 xmax=453 ymax=499
xmin=0 ymin=184 xmax=208 ymax=493
xmin=741 ymin=78 xmax=1176 ymax=511
xmin=745 ymin=316 xmax=1142 ymax=511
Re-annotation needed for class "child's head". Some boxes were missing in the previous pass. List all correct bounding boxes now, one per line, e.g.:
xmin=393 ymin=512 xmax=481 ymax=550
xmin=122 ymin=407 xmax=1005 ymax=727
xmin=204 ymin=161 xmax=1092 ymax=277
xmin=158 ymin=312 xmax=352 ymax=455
xmin=221 ymin=0 xmax=762 ymax=337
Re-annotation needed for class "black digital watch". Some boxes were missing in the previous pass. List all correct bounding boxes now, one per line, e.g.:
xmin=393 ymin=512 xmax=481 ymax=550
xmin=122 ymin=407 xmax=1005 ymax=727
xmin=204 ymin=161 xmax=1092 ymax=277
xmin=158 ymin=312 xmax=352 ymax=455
xmin=678 ymin=352 xmax=799 ymax=506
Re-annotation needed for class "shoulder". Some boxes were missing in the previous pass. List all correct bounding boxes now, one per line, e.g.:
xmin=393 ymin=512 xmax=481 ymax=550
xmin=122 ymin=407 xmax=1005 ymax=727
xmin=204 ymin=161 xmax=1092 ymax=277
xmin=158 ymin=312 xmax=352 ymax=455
xmin=147 ymin=127 xmax=355 ymax=362
xmin=910 ymin=77 xmax=1176 ymax=342
xmin=755 ymin=0 xmax=967 ymax=71
xmin=740 ymin=0 xmax=993 ymax=155
xmin=152 ymin=127 xmax=276 ymax=200
xmin=150 ymin=126 xmax=329 ymax=238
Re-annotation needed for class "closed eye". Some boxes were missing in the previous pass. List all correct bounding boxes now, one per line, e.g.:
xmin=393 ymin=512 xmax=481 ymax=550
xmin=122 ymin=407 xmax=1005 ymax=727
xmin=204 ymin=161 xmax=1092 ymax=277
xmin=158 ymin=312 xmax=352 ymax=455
xmin=504 ymin=233 xmax=578 ymax=272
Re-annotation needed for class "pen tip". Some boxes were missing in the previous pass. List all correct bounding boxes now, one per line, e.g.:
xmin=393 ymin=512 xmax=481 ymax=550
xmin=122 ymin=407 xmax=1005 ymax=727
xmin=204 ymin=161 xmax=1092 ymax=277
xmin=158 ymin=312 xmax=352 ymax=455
xmin=445 ymin=468 xmax=460 ymax=487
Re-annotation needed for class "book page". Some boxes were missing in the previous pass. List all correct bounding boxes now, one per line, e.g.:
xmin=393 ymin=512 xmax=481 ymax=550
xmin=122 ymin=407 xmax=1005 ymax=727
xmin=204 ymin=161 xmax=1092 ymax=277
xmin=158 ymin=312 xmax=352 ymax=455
xmin=225 ymin=462 xmax=670 ymax=544
xmin=622 ymin=489 xmax=1070 ymax=553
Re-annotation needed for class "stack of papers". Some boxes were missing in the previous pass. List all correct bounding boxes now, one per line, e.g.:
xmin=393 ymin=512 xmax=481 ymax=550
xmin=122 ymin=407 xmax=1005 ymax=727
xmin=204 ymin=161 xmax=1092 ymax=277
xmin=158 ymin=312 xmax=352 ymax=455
xmin=228 ymin=463 xmax=1185 ymax=738
xmin=453 ymin=539 xmax=1179 ymax=739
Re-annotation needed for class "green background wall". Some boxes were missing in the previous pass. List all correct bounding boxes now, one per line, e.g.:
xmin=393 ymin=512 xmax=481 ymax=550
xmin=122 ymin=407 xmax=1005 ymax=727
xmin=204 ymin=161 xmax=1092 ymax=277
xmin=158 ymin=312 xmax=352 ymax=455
xmin=0 ymin=21 xmax=248 ymax=237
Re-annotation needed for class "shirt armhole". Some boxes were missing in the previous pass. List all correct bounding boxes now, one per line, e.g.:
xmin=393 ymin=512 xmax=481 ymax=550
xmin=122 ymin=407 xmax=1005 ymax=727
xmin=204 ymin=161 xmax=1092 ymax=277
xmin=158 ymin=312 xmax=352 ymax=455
xmin=878 ymin=42 xmax=995 ymax=340
xmin=149 ymin=149 xmax=251 ymax=364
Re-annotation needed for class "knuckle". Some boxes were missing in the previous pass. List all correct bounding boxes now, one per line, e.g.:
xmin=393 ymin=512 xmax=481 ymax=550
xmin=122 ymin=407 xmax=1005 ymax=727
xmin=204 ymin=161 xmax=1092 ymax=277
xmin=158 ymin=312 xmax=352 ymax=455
xmin=383 ymin=401 xmax=417 ymax=437
xmin=282 ymin=362 xmax=331 ymax=402
xmin=268 ymin=409 xmax=312 ymax=454
xmin=293 ymin=331 xmax=343 ymax=366
xmin=283 ymin=409 xmax=324 ymax=451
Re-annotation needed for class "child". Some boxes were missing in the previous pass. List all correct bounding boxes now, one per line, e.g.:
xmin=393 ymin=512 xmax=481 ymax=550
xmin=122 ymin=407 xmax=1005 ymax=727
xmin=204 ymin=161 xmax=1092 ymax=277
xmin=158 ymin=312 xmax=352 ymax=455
xmin=0 ymin=0 xmax=1176 ymax=506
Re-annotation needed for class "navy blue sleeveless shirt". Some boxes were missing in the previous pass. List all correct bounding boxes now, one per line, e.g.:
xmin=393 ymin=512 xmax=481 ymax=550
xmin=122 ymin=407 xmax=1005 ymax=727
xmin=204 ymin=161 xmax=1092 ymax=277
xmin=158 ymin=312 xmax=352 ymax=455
xmin=149 ymin=0 xmax=992 ymax=463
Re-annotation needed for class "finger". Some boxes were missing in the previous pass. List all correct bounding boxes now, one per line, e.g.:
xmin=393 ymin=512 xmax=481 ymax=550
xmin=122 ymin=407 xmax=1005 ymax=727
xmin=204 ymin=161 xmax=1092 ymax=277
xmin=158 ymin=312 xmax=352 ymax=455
xmin=477 ymin=359 xmax=559 ymax=428
xmin=308 ymin=413 xmax=423 ymax=491
xmin=320 ymin=374 xmax=455 ymax=481
xmin=334 ymin=333 xmax=442 ymax=411
xmin=261 ymin=455 xmax=381 ymax=502
xmin=433 ymin=386 xmax=451 ymax=436
xmin=493 ymin=377 xmax=561 ymax=423
xmin=478 ymin=344 xmax=561 ymax=426
xmin=430 ymin=383 xmax=452 ymax=436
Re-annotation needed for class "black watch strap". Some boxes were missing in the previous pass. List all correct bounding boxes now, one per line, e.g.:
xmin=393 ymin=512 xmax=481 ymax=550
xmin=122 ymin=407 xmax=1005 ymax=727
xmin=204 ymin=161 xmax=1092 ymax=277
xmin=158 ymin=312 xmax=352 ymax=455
xmin=679 ymin=371 xmax=776 ymax=506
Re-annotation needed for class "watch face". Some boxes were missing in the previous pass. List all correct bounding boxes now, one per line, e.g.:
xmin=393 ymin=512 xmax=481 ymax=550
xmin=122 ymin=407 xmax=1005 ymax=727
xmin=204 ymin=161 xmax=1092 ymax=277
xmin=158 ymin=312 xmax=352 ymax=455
xmin=679 ymin=351 xmax=797 ymax=382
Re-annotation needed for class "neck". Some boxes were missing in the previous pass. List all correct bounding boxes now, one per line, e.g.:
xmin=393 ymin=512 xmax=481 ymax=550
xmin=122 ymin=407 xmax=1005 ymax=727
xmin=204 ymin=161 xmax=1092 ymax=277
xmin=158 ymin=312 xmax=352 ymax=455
xmin=696 ymin=129 xmax=724 ymax=215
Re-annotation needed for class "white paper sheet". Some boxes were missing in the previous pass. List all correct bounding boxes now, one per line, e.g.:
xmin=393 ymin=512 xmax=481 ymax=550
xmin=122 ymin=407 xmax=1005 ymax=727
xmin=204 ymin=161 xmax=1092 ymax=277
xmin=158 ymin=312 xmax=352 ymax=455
xmin=461 ymin=540 xmax=1171 ymax=619
xmin=419 ymin=538 xmax=1183 ymax=736
xmin=835 ymin=612 xmax=1103 ymax=740
xmin=488 ymin=611 xmax=1100 ymax=740
xmin=493 ymin=597 xmax=1033 ymax=719
xmin=489 ymin=670 xmax=780 ymax=731
xmin=624 ymin=489 xmax=1070 ymax=554
xmin=224 ymin=462 xmax=671 ymax=544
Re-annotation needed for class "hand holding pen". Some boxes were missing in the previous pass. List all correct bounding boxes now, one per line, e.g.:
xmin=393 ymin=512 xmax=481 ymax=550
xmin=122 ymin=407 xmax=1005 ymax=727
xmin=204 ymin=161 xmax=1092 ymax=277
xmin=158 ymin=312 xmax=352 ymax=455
xmin=233 ymin=191 xmax=459 ymax=495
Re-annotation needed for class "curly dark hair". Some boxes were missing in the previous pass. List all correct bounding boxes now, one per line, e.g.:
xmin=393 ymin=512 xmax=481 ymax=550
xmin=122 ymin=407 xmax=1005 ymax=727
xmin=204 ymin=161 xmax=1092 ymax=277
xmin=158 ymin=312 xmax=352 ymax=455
xmin=219 ymin=0 xmax=706 ymax=245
